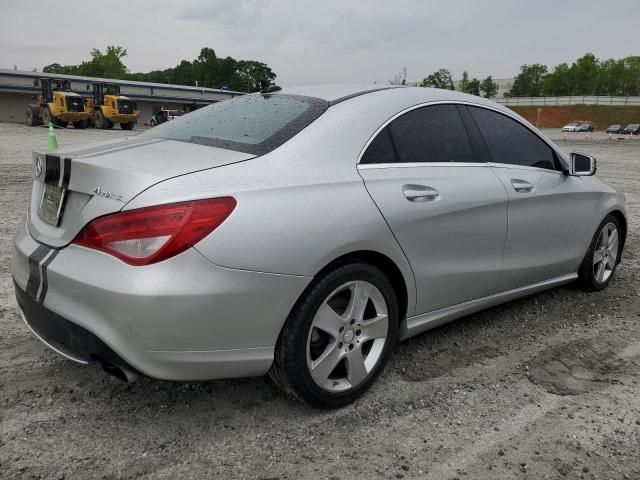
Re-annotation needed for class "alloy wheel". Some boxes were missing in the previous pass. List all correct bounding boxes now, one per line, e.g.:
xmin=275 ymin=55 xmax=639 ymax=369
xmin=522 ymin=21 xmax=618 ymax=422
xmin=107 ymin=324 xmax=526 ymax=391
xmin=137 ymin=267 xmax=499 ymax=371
xmin=306 ymin=280 xmax=389 ymax=392
xmin=593 ymin=222 xmax=619 ymax=283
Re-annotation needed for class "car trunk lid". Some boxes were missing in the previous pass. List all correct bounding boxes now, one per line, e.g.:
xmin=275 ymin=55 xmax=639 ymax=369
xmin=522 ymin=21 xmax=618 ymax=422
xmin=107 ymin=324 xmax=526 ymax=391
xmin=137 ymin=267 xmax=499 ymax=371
xmin=28 ymin=136 xmax=255 ymax=248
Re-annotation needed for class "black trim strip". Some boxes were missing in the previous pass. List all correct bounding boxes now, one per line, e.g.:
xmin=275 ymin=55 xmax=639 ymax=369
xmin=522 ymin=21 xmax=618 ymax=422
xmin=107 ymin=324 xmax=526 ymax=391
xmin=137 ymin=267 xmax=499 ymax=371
xmin=328 ymin=87 xmax=400 ymax=107
xmin=61 ymin=157 xmax=71 ymax=189
xmin=26 ymin=245 xmax=50 ymax=298
xmin=38 ymin=250 xmax=59 ymax=304
xmin=44 ymin=154 xmax=60 ymax=185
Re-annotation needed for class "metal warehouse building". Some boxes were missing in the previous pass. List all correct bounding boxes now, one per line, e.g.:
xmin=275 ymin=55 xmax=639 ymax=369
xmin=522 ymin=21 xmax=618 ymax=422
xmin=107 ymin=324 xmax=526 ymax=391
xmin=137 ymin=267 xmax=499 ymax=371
xmin=0 ymin=69 xmax=242 ymax=125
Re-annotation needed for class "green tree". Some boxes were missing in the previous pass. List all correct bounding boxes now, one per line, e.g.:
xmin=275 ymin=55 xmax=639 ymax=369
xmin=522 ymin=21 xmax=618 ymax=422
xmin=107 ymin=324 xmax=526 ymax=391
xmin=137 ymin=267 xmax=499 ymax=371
xmin=467 ymin=78 xmax=481 ymax=96
xmin=569 ymin=53 xmax=599 ymax=95
xmin=420 ymin=68 xmax=454 ymax=90
xmin=44 ymin=46 xmax=128 ymax=79
xmin=41 ymin=46 xmax=277 ymax=92
xmin=508 ymin=63 xmax=548 ymax=96
xmin=234 ymin=60 xmax=276 ymax=92
xmin=458 ymin=71 xmax=470 ymax=93
xmin=621 ymin=56 xmax=640 ymax=95
xmin=542 ymin=63 xmax=572 ymax=96
xmin=480 ymin=75 xmax=498 ymax=98
xmin=43 ymin=62 xmax=74 ymax=74
xmin=597 ymin=59 xmax=624 ymax=95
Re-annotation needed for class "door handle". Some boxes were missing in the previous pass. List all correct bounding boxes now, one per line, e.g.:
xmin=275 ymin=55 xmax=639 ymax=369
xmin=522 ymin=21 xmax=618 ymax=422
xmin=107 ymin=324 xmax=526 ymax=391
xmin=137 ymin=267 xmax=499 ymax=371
xmin=511 ymin=179 xmax=534 ymax=193
xmin=402 ymin=184 xmax=440 ymax=202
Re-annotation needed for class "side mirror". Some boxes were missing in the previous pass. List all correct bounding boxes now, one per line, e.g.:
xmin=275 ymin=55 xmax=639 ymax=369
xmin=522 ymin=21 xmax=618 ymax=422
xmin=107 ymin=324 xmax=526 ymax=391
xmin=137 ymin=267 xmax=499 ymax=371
xmin=569 ymin=152 xmax=596 ymax=176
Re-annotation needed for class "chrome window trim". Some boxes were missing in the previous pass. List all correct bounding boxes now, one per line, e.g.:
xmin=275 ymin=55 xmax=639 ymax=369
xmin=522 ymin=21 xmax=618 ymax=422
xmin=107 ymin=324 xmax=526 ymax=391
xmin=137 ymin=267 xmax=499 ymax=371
xmin=487 ymin=162 xmax=566 ymax=176
xmin=358 ymin=162 xmax=488 ymax=170
xmin=356 ymin=100 xmax=569 ymax=171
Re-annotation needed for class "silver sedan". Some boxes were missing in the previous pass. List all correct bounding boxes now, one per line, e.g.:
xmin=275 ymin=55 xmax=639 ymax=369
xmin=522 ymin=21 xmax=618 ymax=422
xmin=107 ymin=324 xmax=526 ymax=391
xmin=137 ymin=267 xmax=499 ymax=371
xmin=12 ymin=85 xmax=626 ymax=407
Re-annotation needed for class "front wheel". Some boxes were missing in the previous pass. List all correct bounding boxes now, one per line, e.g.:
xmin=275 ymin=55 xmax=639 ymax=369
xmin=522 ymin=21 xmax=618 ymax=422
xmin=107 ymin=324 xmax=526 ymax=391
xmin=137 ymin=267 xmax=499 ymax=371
xmin=578 ymin=215 xmax=623 ymax=291
xmin=270 ymin=263 xmax=398 ymax=407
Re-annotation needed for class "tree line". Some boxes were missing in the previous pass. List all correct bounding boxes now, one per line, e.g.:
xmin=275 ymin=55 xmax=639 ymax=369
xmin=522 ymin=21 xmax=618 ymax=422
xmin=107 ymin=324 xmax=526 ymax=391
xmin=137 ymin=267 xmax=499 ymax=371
xmin=508 ymin=53 xmax=640 ymax=97
xmin=391 ymin=67 xmax=498 ymax=98
xmin=398 ymin=53 xmax=640 ymax=98
xmin=43 ymin=46 xmax=276 ymax=93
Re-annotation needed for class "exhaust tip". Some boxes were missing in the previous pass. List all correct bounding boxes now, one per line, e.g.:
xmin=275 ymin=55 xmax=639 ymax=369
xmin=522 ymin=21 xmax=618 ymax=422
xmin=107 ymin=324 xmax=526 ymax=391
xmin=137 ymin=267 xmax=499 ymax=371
xmin=101 ymin=361 xmax=139 ymax=383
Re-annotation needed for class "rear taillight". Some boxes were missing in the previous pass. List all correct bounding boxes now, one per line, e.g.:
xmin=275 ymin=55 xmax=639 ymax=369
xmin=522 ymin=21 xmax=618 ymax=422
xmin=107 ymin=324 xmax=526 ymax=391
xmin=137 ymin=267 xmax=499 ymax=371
xmin=73 ymin=198 xmax=236 ymax=266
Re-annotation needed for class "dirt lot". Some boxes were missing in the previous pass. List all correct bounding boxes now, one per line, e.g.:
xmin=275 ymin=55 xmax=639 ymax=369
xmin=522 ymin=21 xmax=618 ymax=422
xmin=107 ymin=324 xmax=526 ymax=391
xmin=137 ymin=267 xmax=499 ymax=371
xmin=1 ymin=124 xmax=639 ymax=480
xmin=511 ymin=105 xmax=640 ymax=131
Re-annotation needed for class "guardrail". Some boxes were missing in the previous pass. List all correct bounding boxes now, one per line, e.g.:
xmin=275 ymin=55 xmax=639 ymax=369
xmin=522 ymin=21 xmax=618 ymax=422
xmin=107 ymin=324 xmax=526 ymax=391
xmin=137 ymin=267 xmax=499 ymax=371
xmin=496 ymin=96 xmax=640 ymax=106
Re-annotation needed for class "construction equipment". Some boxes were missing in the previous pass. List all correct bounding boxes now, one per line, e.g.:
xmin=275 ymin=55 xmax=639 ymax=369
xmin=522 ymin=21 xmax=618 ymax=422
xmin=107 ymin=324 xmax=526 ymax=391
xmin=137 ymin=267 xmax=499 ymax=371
xmin=26 ymin=78 xmax=91 ymax=128
xmin=89 ymin=82 xmax=139 ymax=130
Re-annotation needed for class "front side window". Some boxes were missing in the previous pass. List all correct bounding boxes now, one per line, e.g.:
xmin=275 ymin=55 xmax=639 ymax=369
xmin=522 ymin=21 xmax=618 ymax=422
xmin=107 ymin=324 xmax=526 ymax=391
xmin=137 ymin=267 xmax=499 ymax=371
xmin=468 ymin=106 xmax=560 ymax=171
xmin=143 ymin=94 xmax=327 ymax=155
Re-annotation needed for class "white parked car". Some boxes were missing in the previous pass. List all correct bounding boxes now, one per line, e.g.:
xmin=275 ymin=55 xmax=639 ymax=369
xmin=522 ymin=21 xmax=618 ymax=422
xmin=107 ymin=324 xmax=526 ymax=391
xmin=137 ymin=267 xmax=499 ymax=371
xmin=562 ymin=122 xmax=580 ymax=132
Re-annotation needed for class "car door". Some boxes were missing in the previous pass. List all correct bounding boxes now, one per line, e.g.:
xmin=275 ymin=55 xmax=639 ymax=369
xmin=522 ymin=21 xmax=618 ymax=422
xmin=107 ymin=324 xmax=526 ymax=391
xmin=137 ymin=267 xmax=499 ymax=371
xmin=358 ymin=104 xmax=508 ymax=315
xmin=466 ymin=105 xmax=589 ymax=291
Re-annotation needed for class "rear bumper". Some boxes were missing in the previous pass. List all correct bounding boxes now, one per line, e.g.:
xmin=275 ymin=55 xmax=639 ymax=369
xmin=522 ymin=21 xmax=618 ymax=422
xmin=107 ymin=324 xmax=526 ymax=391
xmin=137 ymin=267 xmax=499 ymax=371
xmin=15 ymin=280 xmax=137 ymax=371
xmin=12 ymin=222 xmax=311 ymax=381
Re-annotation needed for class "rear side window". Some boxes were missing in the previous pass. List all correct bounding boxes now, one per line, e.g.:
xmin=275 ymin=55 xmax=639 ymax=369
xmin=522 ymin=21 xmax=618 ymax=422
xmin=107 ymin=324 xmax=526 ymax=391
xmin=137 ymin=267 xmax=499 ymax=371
xmin=360 ymin=104 xmax=475 ymax=164
xmin=468 ymin=106 xmax=560 ymax=171
xmin=143 ymin=94 xmax=328 ymax=155
xmin=389 ymin=104 xmax=475 ymax=163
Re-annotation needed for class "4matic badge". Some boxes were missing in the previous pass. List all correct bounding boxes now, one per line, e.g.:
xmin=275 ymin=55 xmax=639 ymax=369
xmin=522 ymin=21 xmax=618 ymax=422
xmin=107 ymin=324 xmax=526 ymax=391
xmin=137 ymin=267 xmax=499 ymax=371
xmin=93 ymin=186 xmax=124 ymax=202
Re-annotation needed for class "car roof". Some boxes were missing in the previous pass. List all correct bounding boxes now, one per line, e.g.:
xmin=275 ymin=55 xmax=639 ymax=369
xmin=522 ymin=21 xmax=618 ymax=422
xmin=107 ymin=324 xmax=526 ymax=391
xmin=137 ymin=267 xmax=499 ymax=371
xmin=277 ymin=84 xmax=506 ymax=110
xmin=277 ymin=84 xmax=400 ymax=102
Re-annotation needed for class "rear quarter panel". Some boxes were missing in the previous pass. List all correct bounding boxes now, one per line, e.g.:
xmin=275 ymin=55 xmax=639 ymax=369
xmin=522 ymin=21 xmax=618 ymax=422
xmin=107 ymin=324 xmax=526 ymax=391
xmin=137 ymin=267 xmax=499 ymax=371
xmin=125 ymin=94 xmax=420 ymax=315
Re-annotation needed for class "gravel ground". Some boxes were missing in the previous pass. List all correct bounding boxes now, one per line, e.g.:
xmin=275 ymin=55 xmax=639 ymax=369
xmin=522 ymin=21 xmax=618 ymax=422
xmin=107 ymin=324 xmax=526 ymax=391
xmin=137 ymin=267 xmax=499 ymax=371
xmin=1 ymin=124 xmax=639 ymax=480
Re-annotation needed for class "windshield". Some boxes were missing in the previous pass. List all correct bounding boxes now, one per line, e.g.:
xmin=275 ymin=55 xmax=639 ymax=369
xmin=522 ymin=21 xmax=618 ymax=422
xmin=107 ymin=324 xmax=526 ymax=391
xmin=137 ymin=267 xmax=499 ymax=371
xmin=142 ymin=94 xmax=328 ymax=155
xmin=628 ymin=124 xmax=639 ymax=128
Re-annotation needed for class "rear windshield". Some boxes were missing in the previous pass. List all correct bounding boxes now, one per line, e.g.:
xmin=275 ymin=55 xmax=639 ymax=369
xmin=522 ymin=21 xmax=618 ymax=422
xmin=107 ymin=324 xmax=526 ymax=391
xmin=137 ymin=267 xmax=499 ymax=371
xmin=142 ymin=94 xmax=328 ymax=155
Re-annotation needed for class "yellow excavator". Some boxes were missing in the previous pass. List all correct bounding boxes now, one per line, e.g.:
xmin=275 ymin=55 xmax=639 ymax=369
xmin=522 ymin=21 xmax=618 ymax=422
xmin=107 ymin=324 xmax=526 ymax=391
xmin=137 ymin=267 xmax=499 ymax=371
xmin=89 ymin=82 xmax=139 ymax=130
xmin=26 ymin=78 xmax=91 ymax=128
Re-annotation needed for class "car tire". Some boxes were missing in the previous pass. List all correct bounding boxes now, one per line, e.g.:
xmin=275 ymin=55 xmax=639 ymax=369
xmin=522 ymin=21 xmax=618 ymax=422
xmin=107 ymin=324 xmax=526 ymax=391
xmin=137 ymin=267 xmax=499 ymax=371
xmin=578 ymin=214 xmax=623 ymax=291
xmin=270 ymin=262 xmax=399 ymax=408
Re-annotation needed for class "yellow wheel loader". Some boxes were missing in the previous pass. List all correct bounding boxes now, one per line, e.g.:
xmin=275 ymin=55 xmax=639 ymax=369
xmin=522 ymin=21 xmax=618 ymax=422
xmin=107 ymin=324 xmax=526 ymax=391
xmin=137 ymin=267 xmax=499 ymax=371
xmin=26 ymin=78 xmax=91 ymax=128
xmin=89 ymin=83 xmax=140 ymax=130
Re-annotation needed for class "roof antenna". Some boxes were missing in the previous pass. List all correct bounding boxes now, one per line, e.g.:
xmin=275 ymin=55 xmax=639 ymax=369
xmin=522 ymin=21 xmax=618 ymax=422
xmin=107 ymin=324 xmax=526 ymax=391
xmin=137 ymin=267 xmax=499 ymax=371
xmin=260 ymin=79 xmax=281 ymax=94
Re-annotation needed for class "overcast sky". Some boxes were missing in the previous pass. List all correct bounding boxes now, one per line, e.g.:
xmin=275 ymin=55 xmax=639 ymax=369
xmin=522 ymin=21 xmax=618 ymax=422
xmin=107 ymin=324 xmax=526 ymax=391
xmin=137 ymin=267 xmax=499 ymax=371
xmin=1 ymin=0 xmax=638 ymax=85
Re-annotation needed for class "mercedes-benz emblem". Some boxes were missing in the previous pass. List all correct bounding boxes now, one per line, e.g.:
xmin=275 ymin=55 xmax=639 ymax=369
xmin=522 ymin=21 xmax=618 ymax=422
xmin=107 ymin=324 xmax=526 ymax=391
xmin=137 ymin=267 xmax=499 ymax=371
xmin=34 ymin=157 xmax=43 ymax=179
